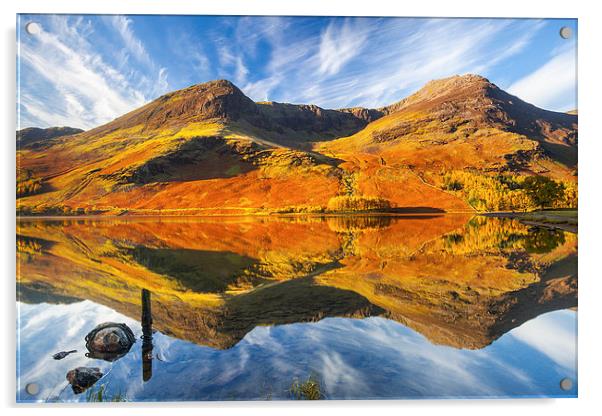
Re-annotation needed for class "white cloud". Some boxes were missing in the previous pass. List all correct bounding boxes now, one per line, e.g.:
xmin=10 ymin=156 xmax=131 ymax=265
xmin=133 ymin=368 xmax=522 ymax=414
xmin=317 ymin=19 xmax=370 ymax=76
xmin=243 ymin=77 xmax=282 ymax=102
xmin=217 ymin=45 xmax=236 ymax=67
xmin=17 ymin=299 xmax=576 ymax=401
xmin=508 ymin=47 xmax=577 ymax=111
xmin=18 ymin=16 xmax=169 ymax=130
xmin=235 ymin=18 xmax=546 ymax=110
xmin=17 ymin=300 xmax=137 ymax=402
xmin=470 ymin=20 xmax=547 ymax=75
xmin=215 ymin=43 xmax=251 ymax=85
xmin=235 ymin=57 xmax=249 ymax=85
xmin=18 ymin=16 xmax=565 ymax=130
xmin=19 ymin=32 xmax=145 ymax=128
xmin=105 ymin=16 xmax=152 ymax=67
xmin=20 ymin=93 xmax=83 ymax=129
xmin=320 ymin=351 xmax=370 ymax=398
xmin=298 ymin=19 xmax=509 ymax=107
xmin=510 ymin=310 xmax=577 ymax=370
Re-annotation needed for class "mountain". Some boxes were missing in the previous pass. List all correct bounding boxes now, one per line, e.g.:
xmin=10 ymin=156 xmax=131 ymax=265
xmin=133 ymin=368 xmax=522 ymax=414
xmin=317 ymin=75 xmax=577 ymax=211
xmin=319 ymin=74 xmax=576 ymax=177
xmin=86 ymin=79 xmax=371 ymax=146
xmin=16 ymin=75 xmax=577 ymax=216
xmin=17 ymin=126 xmax=84 ymax=148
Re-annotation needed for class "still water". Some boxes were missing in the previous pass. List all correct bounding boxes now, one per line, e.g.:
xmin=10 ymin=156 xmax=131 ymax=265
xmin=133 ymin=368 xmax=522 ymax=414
xmin=16 ymin=215 xmax=577 ymax=401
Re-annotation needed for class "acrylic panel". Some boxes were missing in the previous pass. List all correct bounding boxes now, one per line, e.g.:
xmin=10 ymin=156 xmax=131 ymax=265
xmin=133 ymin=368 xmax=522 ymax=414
xmin=16 ymin=15 xmax=578 ymax=402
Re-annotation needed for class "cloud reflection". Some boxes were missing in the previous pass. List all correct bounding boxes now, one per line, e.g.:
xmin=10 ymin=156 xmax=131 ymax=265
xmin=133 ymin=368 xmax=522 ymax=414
xmin=17 ymin=301 xmax=577 ymax=402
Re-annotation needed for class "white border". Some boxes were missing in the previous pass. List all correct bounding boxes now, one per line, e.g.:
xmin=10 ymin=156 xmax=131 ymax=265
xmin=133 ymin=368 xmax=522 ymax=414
xmin=3 ymin=1 xmax=601 ymax=415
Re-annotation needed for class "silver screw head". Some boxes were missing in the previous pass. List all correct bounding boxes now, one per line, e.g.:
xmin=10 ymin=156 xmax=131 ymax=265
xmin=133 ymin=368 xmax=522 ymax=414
xmin=25 ymin=22 xmax=42 ymax=35
xmin=25 ymin=382 xmax=39 ymax=396
xmin=560 ymin=26 xmax=572 ymax=39
xmin=560 ymin=377 xmax=573 ymax=391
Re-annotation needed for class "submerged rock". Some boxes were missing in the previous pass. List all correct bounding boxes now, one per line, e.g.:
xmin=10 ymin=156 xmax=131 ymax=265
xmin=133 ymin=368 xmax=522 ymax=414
xmin=85 ymin=322 xmax=136 ymax=361
xmin=66 ymin=367 xmax=103 ymax=394
xmin=52 ymin=350 xmax=77 ymax=360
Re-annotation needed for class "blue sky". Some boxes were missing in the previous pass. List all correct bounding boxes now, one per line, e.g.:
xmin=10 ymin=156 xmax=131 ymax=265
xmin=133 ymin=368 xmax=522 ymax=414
xmin=17 ymin=15 xmax=577 ymax=130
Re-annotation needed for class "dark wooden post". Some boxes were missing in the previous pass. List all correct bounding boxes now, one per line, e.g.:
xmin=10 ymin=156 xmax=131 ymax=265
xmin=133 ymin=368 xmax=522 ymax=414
xmin=141 ymin=288 xmax=153 ymax=382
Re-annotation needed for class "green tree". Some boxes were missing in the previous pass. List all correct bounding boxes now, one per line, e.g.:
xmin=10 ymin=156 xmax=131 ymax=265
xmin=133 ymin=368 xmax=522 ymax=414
xmin=522 ymin=176 xmax=565 ymax=210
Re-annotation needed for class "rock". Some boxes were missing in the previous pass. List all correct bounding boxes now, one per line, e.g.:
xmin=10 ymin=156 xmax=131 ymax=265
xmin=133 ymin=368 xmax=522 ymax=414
xmin=66 ymin=367 xmax=102 ymax=394
xmin=85 ymin=322 xmax=136 ymax=361
xmin=52 ymin=350 xmax=77 ymax=360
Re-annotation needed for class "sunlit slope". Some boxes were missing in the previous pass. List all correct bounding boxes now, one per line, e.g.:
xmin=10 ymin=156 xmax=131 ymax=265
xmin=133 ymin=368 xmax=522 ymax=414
xmin=317 ymin=75 xmax=577 ymax=211
xmin=17 ymin=75 xmax=577 ymax=215
xmin=17 ymin=216 xmax=576 ymax=350
xmin=17 ymin=80 xmax=372 ymax=215
xmin=16 ymin=121 xmax=343 ymax=215
xmin=320 ymin=75 xmax=576 ymax=175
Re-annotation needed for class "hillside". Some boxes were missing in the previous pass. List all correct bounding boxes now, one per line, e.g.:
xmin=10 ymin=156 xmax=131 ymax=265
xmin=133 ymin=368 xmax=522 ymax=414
xmin=317 ymin=75 xmax=577 ymax=211
xmin=17 ymin=126 xmax=83 ymax=148
xmin=321 ymin=75 xmax=576 ymax=170
xmin=16 ymin=75 xmax=577 ymax=216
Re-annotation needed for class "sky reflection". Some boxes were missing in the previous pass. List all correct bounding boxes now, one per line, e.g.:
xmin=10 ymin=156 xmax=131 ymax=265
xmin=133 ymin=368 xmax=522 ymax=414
xmin=17 ymin=301 xmax=577 ymax=402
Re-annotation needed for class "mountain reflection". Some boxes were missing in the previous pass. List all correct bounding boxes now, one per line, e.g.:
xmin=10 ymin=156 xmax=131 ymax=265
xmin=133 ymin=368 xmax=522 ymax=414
xmin=16 ymin=215 xmax=577 ymax=350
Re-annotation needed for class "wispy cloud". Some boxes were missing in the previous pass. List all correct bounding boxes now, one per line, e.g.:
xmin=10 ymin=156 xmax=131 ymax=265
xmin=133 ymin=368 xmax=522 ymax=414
xmin=322 ymin=18 xmax=525 ymax=107
xmin=317 ymin=18 xmax=370 ymax=76
xmin=18 ymin=299 xmax=576 ymax=401
xmin=19 ymin=27 xmax=145 ymax=128
xmin=215 ymin=43 xmax=250 ymax=85
xmin=470 ymin=20 xmax=547 ymax=75
xmin=18 ymin=15 xmax=169 ymax=129
xmin=168 ymin=31 xmax=211 ymax=79
xmin=234 ymin=18 xmax=549 ymax=110
xmin=508 ymin=46 xmax=577 ymax=111
xmin=18 ymin=16 xmax=574 ymax=129
xmin=105 ymin=16 xmax=152 ymax=67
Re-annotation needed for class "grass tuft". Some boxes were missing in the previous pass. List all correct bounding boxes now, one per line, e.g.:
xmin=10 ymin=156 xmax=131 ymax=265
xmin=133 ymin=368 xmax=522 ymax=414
xmin=289 ymin=374 xmax=325 ymax=400
xmin=85 ymin=384 xmax=127 ymax=402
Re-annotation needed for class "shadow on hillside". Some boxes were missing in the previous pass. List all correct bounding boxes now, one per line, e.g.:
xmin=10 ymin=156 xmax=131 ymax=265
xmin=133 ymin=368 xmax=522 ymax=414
xmin=539 ymin=141 xmax=577 ymax=169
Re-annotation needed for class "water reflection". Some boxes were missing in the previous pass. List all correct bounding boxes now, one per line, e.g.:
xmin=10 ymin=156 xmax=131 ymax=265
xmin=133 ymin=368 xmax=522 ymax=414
xmin=16 ymin=215 xmax=577 ymax=401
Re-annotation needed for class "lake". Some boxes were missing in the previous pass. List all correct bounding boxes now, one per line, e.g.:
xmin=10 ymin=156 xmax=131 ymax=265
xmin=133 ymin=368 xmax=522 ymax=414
xmin=16 ymin=214 xmax=578 ymax=401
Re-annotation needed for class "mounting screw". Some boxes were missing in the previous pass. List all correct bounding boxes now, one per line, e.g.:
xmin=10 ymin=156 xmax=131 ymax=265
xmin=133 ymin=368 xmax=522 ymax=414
xmin=25 ymin=382 xmax=40 ymax=396
xmin=560 ymin=377 xmax=573 ymax=391
xmin=25 ymin=22 xmax=42 ymax=35
xmin=559 ymin=26 xmax=572 ymax=39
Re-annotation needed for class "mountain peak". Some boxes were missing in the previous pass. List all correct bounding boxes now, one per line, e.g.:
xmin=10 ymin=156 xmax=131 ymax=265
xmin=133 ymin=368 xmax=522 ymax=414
xmin=86 ymin=79 xmax=257 ymax=135
xmin=86 ymin=79 xmax=375 ymax=142
xmin=438 ymin=73 xmax=489 ymax=83
xmin=380 ymin=74 xmax=496 ymax=115
xmin=176 ymin=79 xmax=246 ymax=98
xmin=423 ymin=73 xmax=492 ymax=89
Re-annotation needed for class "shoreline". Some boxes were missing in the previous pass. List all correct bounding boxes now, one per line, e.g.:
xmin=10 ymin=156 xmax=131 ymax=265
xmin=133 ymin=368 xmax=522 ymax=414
xmin=16 ymin=210 xmax=578 ymax=234
xmin=16 ymin=211 xmax=475 ymax=221
xmin=482 ymin=210 xmax=578 ymax=233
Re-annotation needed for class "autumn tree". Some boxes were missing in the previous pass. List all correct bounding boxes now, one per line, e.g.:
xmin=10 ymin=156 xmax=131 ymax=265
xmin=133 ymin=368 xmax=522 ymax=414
xmin=522 ymin=176 xmax=565 ymax=210
xmin=327 ymin=195 xmax=391 ymax=212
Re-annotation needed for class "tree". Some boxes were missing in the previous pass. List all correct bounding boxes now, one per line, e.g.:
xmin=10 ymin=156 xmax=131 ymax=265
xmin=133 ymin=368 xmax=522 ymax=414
xmin=522 ymin=176 xmax=565 ymax=210
xmin=523 ymin=228 xmax=566 ymax=254
xmin=326 ymin=195 xmax=391 ymax=212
